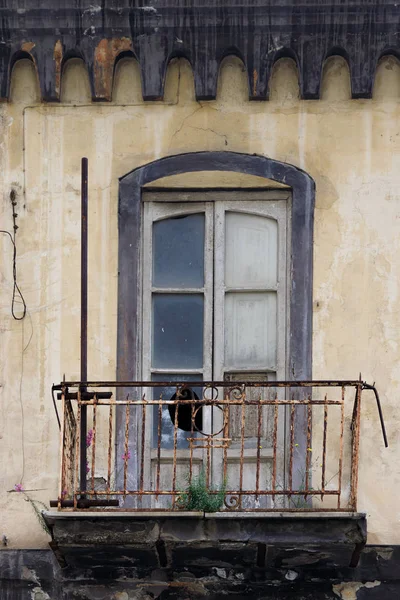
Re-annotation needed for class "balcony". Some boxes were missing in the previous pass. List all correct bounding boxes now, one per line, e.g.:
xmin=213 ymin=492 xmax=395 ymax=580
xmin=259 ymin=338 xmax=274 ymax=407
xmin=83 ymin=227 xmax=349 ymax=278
xmin=44 ymin=379 xmax=386 ymax=575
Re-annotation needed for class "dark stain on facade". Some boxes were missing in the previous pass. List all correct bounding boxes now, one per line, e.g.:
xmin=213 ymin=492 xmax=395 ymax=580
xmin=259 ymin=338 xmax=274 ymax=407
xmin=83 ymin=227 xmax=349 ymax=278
xmin=1 ymin=1 xmax=400 ymax=102
xmin=1 ymin=544 xmax=400 ymax=599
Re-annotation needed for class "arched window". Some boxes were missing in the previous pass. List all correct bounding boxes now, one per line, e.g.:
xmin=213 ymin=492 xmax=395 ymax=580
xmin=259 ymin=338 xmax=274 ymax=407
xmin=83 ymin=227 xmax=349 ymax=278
xmin=117 ymin=152 xmax=314 ymax=505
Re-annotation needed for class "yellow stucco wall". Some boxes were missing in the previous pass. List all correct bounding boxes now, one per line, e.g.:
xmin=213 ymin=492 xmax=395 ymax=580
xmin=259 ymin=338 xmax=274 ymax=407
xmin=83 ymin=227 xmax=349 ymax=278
xmin=1 ymin=54 xmax=399 ymax=547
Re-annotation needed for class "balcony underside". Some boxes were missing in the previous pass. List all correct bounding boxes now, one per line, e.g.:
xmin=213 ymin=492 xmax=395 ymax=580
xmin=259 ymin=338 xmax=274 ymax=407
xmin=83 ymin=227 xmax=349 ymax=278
xmin=44 ymin=511 xmax=367 ymax=576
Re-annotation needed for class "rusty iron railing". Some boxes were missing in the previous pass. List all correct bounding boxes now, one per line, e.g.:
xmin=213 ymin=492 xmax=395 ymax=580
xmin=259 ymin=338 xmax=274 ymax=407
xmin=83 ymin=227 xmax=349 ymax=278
xmin=51 ymin=379 xmax=387 ymax=512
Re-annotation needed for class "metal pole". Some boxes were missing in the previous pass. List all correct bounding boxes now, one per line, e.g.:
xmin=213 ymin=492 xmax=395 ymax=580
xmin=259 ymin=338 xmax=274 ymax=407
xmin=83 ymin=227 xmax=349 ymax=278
xmin=80 ymin=157 xmax=88 ymax=495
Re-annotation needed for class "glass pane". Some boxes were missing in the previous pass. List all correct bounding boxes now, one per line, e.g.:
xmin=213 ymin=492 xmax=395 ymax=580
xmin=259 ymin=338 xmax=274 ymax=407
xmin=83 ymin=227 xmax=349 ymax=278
xmin=225 ymin=212 xmax=278 ymax=288
xmin=153 ymin=294 xmax=204 ymax=369
xmin=224 ymin=292 xmax=276 ymax=369
xmin=153 ymin=213 xmax=205 ymax=288
xmin=152 ymin=374 xmax=203 ymax=449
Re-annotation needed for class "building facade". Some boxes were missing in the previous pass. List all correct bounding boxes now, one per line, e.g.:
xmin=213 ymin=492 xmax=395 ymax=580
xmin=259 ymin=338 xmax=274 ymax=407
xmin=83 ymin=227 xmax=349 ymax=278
xmin=1 ymin=1 xmax=400 ymax=598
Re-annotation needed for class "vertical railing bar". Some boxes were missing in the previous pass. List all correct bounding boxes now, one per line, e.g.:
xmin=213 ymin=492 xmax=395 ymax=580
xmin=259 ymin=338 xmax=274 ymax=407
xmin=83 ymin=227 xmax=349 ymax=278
xmin=272 ymin=397 xmax=278 ymax=502
xmin=223 ymin=400 xmax=229 ymax=486
xmin=321 ymin=395 xmax=328 ymax=501
xmin=289 ymin=396 xmax=295 ymax=497
xmin=139 ymin=400 xmax=146 ymax=497
xmin=58 ymin=384 xmax=67 ymax=510
xmin=172 ymin=392 xmax=179 ymax=508
xmin=338 ymin=385 xmax=345 ymax=509
xmin=206 ymin=438 xmax=211 ymax=489
xmin=255 ymin=392 xmax=262 ymax=502
xmin=305 ymin=395 xmax=312 ymax=497
xmin=74 ymin=391 xmax=81 ymax=510
xmin=156 ymin=395 xmax=162 ymax=501
xmin=239 ymin=387 xmax=246 ymax=510
xmin=123 ymin=402 xmax=130 ymax=498
xmin=91 ymin=396 xmax=97 ymax=492
xmin=189 ymin=401 xmax=195 ymax=487
xmin=349 ymin=383 xmax=362 ymax=511
xmin=107 ymin=403 xmax=113 ymax=498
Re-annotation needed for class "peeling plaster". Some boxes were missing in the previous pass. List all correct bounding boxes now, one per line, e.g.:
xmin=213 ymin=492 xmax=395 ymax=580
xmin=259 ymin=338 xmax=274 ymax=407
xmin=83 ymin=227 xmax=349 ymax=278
xmin=30 ymin=587 xmax=50 ymax=600
xmin=333 ymin=581 xmax=381 ymax=600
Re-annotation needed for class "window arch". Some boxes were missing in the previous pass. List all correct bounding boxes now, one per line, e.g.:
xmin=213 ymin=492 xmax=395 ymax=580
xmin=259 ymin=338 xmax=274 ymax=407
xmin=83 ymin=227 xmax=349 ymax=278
xmin=118 ymin=151 xmax=314 ymax=384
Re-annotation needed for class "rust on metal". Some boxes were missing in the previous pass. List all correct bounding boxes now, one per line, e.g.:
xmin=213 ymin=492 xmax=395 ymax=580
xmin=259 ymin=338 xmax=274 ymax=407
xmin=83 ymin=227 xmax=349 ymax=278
xmin=222 ymin=399 xmax=229 ymax=485
xmin=271 ymin=399 xmax=278 ymax=498
xmin=338 ymin=386 xmax=346 ymax=509
xmin=305 ymin=396 xmax=312 ymax=498
xmin=171 ymin=399 xmax=179 ymax=508
xmin=289 ymin=397 xmax=295 ymax=495
xmin=123 ymin=402 xmax=130 ymax=498
xmin=91 ymin=394 xmax=97 ymax=492
xmin=239 ymin=389 xmax=246 ymax=508
xmin=74 ymin=391 xmax=81 ymax=510
xmin=59 ymin=379 xmax=370 ymax=388
xmin=58 ymin=383 xmax=66 ymax=511
xmin=52 ymin=379 xmax=386 ymax=514
xmin=139 ymin=398 xmax=146 ymax=495
xmin=255 ymin=396 xmax=262 ymax=501
xmin=321 ymin=395 xmax=328 ymax=500
xmin=73 ymin=488 xmax=342 ymax=497
xmin=107 ymin=403 xmax=113 ymax=498
xmin=76 ymin=398 xmax=344 ymax=407
xmin=156 ymin=396 xmax=162 ymax=499
xmin=350 ymin=384 xmax=362 ymax=510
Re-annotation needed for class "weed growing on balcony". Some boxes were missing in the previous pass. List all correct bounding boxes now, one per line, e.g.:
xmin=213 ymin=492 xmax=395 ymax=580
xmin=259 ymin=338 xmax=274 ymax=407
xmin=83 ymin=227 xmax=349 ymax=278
xmin=178 ymin=469 xmax=226 ymax=512
xmin=11 ymin=485 xmax=51 ymax=535
xmin=274 ymin=451 xmax=339 ymax=509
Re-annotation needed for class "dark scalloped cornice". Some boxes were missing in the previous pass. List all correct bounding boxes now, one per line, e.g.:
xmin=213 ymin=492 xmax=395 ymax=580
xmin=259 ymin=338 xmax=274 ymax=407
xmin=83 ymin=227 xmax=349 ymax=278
xmin=2 ymin=1 xmax=400 ymax=101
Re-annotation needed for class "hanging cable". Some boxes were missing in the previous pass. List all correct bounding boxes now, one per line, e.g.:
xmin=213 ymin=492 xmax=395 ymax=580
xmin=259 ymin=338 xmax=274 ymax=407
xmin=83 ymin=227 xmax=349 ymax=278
xmin=0 ymin=189 xmax=26 ymax=320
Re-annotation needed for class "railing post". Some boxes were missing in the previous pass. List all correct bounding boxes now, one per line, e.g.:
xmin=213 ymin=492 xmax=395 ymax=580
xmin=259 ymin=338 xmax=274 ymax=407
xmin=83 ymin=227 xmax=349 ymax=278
xmin=80 ymin=157 xmax=88 ymax=496
xmin=58 ymin=381 xmax=66 ymax=510
xmin=349 ymin=383 xmax=362 ymax=511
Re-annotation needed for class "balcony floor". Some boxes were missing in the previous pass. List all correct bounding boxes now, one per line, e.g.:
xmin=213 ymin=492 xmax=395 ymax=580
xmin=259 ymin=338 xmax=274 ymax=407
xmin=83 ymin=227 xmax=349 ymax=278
xmin=44 ymin=511 xmax=367 ymax=576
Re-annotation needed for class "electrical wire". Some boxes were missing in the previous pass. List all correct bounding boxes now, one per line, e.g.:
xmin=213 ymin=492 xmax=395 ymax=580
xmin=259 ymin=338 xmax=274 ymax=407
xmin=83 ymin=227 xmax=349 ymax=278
xmin=0 ymin=191 xmax=27 ymax=320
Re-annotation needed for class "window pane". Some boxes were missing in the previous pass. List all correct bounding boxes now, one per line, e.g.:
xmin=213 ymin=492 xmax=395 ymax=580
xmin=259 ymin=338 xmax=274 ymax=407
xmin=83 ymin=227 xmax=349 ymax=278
xmin=224 ymin=292 xmax=276 ymax=369
xmin=152 ymin=374 xmax=202 ymax=449
xmin=153 ymin=213 xmax=205 ymax=288
xmin=225 ymin=212 xmax=278 ymax=288
xmin=153 ymin=294 xmax=204 ymax=369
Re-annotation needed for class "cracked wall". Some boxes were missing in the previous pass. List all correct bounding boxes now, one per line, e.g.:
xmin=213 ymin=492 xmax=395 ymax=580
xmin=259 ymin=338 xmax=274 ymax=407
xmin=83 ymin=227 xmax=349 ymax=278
xmin=0 ymin=54 xmax=399 ymax=548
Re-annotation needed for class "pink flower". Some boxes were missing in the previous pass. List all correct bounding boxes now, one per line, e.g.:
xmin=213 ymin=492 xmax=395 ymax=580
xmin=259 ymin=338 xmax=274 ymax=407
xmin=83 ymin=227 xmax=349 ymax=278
xmin=14 ymin=484 xmax=24 ymax=493
xmin=86 ymin=429 xmax=94 ymax=448
xmin=122 ymin=450 xmax=131 ymax=461
xmin=61 ymin=489 xmax=68 ymax=499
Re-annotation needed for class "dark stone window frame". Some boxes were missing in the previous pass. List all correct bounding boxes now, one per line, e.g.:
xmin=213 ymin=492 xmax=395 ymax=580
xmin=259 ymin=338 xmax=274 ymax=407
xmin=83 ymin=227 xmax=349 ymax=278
xmin=117 ymin=151 xmax=315 ymax=489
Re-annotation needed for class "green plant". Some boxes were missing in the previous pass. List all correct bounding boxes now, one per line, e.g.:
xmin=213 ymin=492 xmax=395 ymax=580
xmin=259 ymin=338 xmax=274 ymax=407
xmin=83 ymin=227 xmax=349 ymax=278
xmin=275 ymin=453 xmax=339 ymax=509
xmin=11 ymin=485 xmax=51 ymax=535
xmin=178 ymin=470 xmax=226 ymax=512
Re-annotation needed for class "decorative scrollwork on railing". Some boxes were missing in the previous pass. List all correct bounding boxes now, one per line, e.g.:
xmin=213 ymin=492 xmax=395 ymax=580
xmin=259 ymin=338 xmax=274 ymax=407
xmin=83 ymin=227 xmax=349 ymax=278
xmin=203 ymin=385 xmax=219 ymax=402
xmin=224 ymin=493 xmax=240 ymax=510
xmin=174 ymin=493 xmax=188 ymax=509
xmin=192 ymin=403 xmax=225 ymax=437
xmin=228 ymin=385 xmax=246 ymax=402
